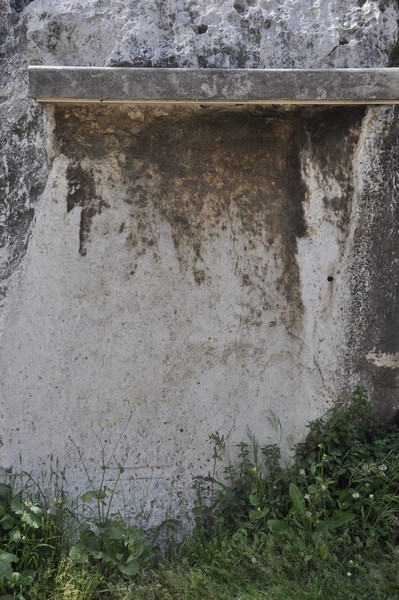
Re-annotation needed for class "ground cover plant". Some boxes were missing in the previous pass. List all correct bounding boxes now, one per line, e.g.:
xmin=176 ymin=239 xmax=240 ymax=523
xmin=1 ymin=387 xmax=399 ymax=598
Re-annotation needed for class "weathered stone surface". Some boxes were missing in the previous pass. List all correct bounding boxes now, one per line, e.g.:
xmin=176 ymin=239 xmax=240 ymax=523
xmin=29 ymin=66 xmax=399 ymax=104
xmin=1 ymin=0 xmax=399 ymax=525
xmin=345 ymin=106 xmax=399 ymax=420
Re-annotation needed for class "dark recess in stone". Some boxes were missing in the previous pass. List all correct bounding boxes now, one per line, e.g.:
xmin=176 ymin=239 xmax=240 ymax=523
xmin=390 ymin=409 xmax=399 ymax=426
xmin=327 ymin=276 xmax=334 ymax=282
xmin=9 ymin=0 xmax=34 ymax=13
xmin=389 ymin=40 xmax=399 ymax=67
xmin=108 ymin=55 xmax=180 ymax=68
xmin=55 ymin=105 xmax=364 ymax=316
xmin=233 ymin=0 xmax=246 ymax=15
xmin=195 ymin=24 xmax=208 ymax=34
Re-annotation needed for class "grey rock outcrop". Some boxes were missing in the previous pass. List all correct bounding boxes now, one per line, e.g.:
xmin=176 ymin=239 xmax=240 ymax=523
xmin=1 ymin=0 xmax=398 ymax=523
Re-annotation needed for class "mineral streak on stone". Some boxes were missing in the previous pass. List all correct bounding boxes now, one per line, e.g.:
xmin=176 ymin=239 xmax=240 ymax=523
xmin=1 ymin=0 xmax=399 ymax=526
xmin=29 ymin=66 xmax=399 ymax=105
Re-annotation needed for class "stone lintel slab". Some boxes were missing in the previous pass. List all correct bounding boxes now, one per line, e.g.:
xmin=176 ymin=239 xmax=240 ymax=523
xmin=28 ymin=66 xmax=399 ymax=105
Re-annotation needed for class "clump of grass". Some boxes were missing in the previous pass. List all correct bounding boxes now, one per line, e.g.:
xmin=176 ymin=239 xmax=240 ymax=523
xmin=0 ymin=462 xmax=68 ymax=598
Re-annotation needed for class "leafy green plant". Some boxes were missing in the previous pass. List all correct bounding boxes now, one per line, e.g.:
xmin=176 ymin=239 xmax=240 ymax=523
xmin=192 ymin=387 xmax=399 ymax=567
xmin=192 ymin=418 xmax=289 ymax=537
xmin=68 ymin=415 xmax=152 ymax=578
xmin=69 ymin=518 xmax=150 ymax=577
xmin=0 ymin=464 xmax=67 ymax=598
xmin=293 ymin=387 xmax=399 ymax=544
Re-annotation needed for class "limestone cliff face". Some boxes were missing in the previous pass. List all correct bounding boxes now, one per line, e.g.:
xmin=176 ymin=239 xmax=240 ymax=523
xmin=0 ymin=0 xmax=398 ymax=524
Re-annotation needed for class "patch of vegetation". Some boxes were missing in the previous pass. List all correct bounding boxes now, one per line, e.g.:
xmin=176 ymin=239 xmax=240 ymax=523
xmin=2 ymin=387 xmax=399 ymax=598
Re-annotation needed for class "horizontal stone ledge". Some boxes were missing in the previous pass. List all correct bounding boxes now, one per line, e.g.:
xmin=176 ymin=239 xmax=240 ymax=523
xmin=28 ymin=66 xmax=399 ymax=105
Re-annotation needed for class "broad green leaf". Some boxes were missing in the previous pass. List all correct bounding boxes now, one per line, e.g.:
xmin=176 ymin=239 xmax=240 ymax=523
xmin=127 ymin=529 xmax=144 ymax=544
xmin=0 ymin=551 xmax=17 ymax=579
xmin=81 ymin=489 xmax=106 ymax=503
xmin=10 ymin=498 xmax=23 ymax=514
xmin=80 ymin=528 xmax=100 ymax=550
xmin=0 ymin=484 xmax=10 ymax=499
xmin=267 ymin=519 xmax=289 ymax=533
xmin=319 ymin=543 xmax=329 ymax=560
xmin=249 ymin=493 xmax=259 ymax=507
xmin=105 ymin=520 xmax=125 ymax=540
xmin=322 ymin=512 xmax=356 ymax=529
xmin=118 ymin=560 xmax=140 ymax=577
xmin=0 ymin=515 xmax=15 ymax=530
xmin=29 ymin=504 xmax=43 ymax=516
xmin=10 ymin=529 xmax=21 ymax=542
xmin=69 ymin=544 xmax=89 ymax=563
xmin=22 ymin=511 xmax=41 ymax=528
xmin=127 ymin=544 xmax=146 ymax=560
xmin=289 ymin=483 xmax=306 ymax=516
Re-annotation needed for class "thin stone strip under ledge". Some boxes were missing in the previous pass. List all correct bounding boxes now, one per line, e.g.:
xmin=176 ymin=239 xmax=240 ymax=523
xmin=28 ymin=66 xmax=399 ymax=105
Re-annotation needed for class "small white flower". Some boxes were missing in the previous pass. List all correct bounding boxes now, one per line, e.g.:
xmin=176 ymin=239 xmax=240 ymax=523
xmin=306 ymin=511 xmax=312 ymax=518
xmin=378 ymin=464 xmax=387 ymax=471
xmin=251 ymin=557 xmax=257 ymax=564
xmin=304 ymin=494 xmax=310 ymax=500
xmin=299 ymin=469 xmax=306 ymax=476
xmin=347 ymin=571 xmax=352 ymax=577
xmin=369 ymin=494 xmax=374 ymax=499
xmin=321 ymin=485 xmax=327 ymax=491
xmin=348 ymin=560 xmax=354 ymax=565
xmin=352 ymin=492 xmax=360 ymax=499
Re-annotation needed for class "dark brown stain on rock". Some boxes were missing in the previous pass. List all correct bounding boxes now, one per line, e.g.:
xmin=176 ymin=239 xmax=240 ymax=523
xmin=302 ymin=108 xmax=364 ymax=232
xmin=66 ymin=162 xmax=109 ymax=256
xmin=55 ymin=104 xmax=364 ymax=314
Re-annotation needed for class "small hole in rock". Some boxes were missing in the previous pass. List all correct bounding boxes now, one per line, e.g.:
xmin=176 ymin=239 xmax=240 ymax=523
xmin=196 ymin=24 xmax=208 ymax=34
xmin=327 ymin=276 xmax=334 ymax=282
xmin=264 ymin=19 xmax=272 ymax=29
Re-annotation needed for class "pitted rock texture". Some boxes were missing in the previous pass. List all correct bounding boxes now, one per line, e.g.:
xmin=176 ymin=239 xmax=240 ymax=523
xmin=0 ymin=5 xmax=47 ymax=322
xmin=24 ymin=0 xmax=399 ymax=69
xmin=345 ymin=106 xmax=399 ymax=419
